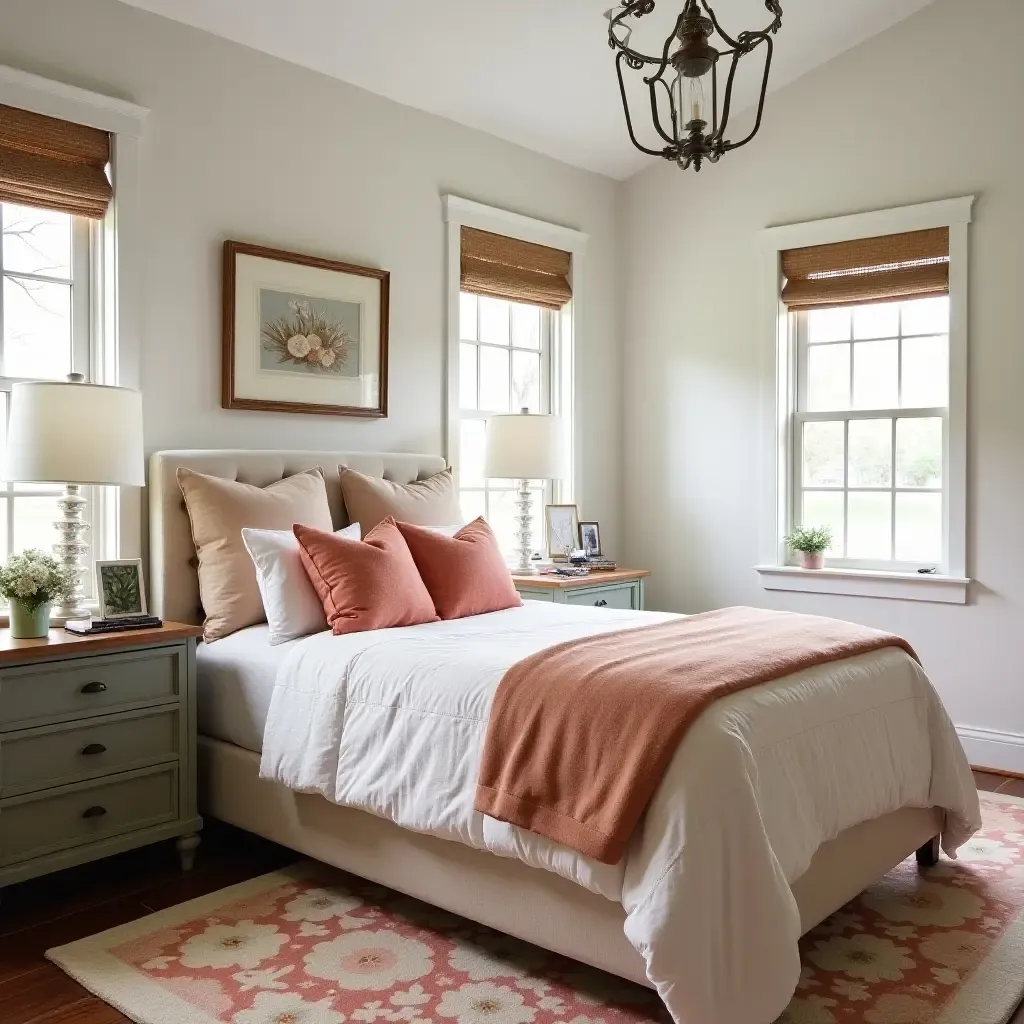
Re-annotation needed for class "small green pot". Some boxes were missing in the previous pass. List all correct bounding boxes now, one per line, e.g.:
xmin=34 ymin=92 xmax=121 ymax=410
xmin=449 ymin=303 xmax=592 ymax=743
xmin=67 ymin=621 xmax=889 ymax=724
xmin=9 ymin=599 xmax=52 ymax=639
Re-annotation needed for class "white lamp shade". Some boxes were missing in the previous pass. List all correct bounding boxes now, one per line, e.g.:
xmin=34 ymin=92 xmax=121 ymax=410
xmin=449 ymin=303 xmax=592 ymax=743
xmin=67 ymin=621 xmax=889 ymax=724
xmin=5 ymin=381 xmax=145 ymax=486
xmin=484 ymin=412 xmax=568 ymax=481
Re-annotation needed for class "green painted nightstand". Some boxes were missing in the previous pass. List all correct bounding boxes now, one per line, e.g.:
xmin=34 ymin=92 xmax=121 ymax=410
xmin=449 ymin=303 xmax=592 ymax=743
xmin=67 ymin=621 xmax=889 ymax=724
xmin=0 ymin=622 xmax=203 ymax=893
xmin=512 ymin=568 xmax=649 ymax=610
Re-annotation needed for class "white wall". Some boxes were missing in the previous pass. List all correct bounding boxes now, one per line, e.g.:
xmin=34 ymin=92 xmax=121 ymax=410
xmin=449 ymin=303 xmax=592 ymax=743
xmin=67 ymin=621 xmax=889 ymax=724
xmin=622 ymin=0 xmax=1024 ymax=768
xmin=0 ymin=0 xmax=623 ymax=555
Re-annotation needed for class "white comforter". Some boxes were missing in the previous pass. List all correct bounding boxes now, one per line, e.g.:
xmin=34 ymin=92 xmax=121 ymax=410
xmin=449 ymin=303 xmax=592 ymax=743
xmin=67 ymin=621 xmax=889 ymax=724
xmin=260 ymin=602 xmax=980 ymax=1024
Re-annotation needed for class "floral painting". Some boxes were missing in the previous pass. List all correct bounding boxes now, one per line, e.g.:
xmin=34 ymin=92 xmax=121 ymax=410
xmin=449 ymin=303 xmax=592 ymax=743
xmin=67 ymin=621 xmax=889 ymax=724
xmin=259 ymin=290 xmax=360 ymax=378
xmin=223 ymin=240 xmax=389 ymax=417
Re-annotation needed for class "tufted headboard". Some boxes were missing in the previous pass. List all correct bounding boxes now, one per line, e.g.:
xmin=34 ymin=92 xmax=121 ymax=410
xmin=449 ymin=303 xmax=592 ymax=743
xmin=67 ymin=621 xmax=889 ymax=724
xmin=148 ymin=449 xmax=448 ymax=625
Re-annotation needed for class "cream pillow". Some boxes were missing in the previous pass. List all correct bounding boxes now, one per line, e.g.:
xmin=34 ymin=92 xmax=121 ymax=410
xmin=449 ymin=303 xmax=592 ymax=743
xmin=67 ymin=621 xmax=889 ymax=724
xmin=338 ymin=466 xmax=463 ymax=534
xmin=178 ymin=467 xmax=334 ymax=641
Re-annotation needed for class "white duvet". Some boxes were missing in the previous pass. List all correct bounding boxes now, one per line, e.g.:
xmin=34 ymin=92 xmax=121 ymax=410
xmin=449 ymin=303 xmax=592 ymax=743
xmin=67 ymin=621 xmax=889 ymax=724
xmin=260 ymin=602 xmax=980 ymax=1024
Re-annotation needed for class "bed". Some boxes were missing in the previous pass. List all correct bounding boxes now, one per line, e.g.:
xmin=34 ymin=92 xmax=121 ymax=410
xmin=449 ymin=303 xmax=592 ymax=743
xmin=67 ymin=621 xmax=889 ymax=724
xmin=149 ymin=449 xmax=979 ymax=1024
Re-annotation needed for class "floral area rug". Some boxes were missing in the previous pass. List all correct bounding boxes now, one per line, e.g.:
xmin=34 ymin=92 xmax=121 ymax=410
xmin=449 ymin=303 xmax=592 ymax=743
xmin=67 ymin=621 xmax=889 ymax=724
xmin=47 ymin=793 xmax=1024 ymax=1024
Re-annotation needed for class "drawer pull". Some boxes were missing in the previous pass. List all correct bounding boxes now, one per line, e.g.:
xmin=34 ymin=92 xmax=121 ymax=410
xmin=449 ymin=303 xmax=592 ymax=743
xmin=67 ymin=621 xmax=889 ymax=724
xmin=81 ymin=743 xmax=107 ymax=756
xmin=595 ymin=599 xmax=608 ymax=607
xmin=80 ymin=681 xmax=107 ymax=695
xmin=81 ymin=805 xmax=107 ymax=819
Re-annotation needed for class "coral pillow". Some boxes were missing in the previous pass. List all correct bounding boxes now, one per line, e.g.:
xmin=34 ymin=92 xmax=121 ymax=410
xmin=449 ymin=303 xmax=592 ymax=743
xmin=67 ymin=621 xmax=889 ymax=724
xmin=294 ymin=518 xmax=438 ymax=635
xmin=396 ymin=518 xmax=522 ymax=620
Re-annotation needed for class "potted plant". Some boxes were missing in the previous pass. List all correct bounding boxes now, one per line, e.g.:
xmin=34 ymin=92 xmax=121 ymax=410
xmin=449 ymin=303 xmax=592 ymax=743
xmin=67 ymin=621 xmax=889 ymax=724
xmin=0 ymin=549 xmax=76 ymax=638
xmin=784 ymin=525 xmax=833 ymax=570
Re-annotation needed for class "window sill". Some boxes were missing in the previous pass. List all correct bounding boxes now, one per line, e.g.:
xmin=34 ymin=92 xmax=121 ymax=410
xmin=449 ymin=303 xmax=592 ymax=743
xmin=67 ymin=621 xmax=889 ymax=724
xmin=754 ymin=565 xmax=969 ymax=605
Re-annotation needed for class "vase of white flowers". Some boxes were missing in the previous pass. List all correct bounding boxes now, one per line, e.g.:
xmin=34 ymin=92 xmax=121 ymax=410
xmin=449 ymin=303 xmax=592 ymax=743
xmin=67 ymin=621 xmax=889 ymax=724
xmin=0 ymin=550 xmax=76 ymax=638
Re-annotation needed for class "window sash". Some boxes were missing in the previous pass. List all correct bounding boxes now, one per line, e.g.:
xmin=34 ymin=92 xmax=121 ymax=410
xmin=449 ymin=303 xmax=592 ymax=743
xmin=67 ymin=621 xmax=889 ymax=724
xmin=457 ymin=294 xmax=556 ymax=554
xmin=789 ymin=309 xmax=950 ymax=572
xmin=0 ymin=207 xmax=111 ymax=601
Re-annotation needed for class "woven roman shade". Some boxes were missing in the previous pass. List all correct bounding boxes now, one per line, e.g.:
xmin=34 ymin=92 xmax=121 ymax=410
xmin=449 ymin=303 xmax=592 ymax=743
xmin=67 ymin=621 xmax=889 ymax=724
xmin=0 ymin=104 xmax=112 ymax=219
xmin=460 ymin=227 xmax=571 ymax=310
xmin=782 ymin=228 xmax=949 ymax=310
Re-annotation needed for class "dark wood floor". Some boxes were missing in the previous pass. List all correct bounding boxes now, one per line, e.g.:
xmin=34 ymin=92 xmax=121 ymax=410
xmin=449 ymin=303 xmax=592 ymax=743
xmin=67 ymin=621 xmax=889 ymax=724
xmin=0 ymin=822 xmax=293 ymax=1023
xmin=0 ymin=770 xmax=1019 ymax=1023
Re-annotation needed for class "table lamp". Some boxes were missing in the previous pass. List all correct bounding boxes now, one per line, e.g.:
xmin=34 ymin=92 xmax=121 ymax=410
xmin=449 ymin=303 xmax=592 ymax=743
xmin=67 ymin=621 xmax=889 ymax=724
xmin=4 ymin=373 xmax=145 ymax=623
xmin=484 ymin=408 xmax=568 ymax=574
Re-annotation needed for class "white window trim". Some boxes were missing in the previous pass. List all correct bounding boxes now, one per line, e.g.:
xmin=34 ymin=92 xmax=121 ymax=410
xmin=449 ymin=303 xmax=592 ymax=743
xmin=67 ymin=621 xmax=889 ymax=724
xmin=0 ymin=64 xmax=148 ymax=567
xmin=441 ymin=196 xmax=588 ymax=505
xmin=755 ymin=196 xmax=974 ymax=604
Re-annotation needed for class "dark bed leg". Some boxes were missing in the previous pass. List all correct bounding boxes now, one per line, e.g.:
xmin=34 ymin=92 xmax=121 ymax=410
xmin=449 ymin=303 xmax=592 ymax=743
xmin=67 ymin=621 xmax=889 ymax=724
xmin=916 ymin=835 xmax=941 ymax=868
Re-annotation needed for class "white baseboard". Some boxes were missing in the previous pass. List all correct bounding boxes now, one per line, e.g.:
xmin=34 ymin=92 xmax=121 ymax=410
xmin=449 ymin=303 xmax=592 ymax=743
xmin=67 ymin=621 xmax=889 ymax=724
xmin=957 ymin=726 xmax=1024 ymax=775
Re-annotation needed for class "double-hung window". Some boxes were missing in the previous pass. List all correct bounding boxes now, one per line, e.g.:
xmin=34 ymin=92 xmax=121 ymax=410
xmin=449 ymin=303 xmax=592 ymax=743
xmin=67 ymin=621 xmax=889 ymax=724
xmin=457 ymin=292 xmax=554 ymax=557
xmin=0 ymin=202 xmax=101 ymax=593
xmin=444 ymin=204 xmax=584 ymax=562
xmin=0 ymin=94 xmax=127 ymax=603
xmin=757 ymin=198 xmax=973 ymax=602
xmin=795 ymin=296 xmax=949 ymax=569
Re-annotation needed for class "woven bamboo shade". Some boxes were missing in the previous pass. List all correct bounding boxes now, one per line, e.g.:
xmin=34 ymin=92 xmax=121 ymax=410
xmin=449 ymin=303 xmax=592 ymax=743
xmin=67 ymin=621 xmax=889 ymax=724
xmin=0 ymin=104 xmax=112 ymax=219
xmin=782 ymin=228 xmax=949 ymax=310
xmin=461 ymin=227 xmax=571 ymax=310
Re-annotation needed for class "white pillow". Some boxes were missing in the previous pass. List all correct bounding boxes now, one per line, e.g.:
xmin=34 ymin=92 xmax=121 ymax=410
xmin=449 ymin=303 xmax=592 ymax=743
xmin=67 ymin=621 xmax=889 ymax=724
xmin=242 ymin=524 xmax=361 ymax=645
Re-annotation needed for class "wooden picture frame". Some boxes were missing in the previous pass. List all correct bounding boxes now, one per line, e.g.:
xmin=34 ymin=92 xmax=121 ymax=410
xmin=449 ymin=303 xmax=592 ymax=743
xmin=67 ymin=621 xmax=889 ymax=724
xmin=222 ymin=240 xmax=389 ymax=418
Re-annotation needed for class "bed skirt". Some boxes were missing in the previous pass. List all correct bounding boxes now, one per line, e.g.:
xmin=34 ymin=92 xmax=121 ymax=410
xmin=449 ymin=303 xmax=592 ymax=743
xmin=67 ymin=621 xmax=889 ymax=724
xmin=197 ymin=735 xmax=942 ymax=988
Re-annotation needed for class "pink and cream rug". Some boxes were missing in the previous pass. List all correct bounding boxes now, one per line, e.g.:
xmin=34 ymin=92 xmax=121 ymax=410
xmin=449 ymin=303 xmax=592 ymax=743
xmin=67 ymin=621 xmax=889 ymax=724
xmin=48 ymin=793 xmax=1024 ymax=1024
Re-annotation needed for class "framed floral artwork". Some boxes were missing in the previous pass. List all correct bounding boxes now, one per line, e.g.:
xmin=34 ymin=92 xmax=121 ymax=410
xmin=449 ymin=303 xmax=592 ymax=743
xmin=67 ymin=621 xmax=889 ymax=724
xmin=222 ymin=241 xmax=389 ymax=417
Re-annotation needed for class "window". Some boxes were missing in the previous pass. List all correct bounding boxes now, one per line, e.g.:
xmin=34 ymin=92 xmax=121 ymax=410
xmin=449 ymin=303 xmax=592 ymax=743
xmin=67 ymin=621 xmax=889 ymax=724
xmin=794 ymin=297 xmax=949 ymax=570
xmin=0 ymin=68 xmax=147 ymax=610
xmin=457 ymin=292 xmax=554 ymax=558
xmin=756 ymin=197 xmax=972 ymax=603
xmin=444 ymin=196 xmax=586 ymax=563
xmin=0 ymin=201 xmax=104 ymax=597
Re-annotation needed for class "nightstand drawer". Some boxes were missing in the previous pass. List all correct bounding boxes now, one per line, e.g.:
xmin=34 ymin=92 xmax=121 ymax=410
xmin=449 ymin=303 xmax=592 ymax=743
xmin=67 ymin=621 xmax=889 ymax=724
xmin=0 ymin=708 xmax=180 ymax=799
xmin=0 ymin=766 xmax=178 ymax=866
xmin=564 ymin=582 xmax=639 ymax=610
xmin=0 ymin=648 xmax=183 ymax=729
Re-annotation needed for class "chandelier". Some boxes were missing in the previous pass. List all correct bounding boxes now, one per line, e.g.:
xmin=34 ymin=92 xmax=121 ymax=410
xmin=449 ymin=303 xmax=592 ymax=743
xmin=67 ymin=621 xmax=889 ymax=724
xmin=607 ymin=0 xmax=783 ymax=171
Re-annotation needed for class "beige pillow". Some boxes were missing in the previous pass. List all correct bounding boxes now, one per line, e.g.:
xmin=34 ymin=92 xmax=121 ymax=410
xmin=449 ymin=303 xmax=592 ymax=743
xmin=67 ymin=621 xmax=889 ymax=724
xmin=339 ymin=466 xmax=463 ymax=534
xmin=178 ymin=467 xmax=334 ymax=641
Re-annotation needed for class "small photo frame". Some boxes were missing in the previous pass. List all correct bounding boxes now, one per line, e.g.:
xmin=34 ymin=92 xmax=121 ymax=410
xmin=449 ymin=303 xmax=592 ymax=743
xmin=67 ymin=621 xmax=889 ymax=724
xmin=96 ymin=559 xmax=148 ymax=619
xmin=579 ymin=521 xmax=602 ymax=558
xmin=545 ymin=504 xmax=579 ymax=561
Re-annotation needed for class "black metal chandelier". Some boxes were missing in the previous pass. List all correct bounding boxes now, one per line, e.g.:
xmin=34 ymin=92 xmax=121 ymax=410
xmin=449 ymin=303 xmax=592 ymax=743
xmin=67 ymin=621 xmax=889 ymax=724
xmin=607 ymin=0 xmax=782 ymax=171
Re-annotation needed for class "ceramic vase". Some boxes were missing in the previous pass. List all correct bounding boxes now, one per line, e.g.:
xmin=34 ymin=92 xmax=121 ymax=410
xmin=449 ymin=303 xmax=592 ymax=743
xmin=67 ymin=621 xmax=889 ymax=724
xmin=9 ymin=599 xmax=52 ymax=639
xmin=798 ymin=551 xmax=825 ymax=570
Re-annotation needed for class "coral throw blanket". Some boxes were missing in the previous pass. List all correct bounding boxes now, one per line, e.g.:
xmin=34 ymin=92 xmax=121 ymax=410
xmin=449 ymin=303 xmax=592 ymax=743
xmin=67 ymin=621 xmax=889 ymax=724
xmin=475 ymin=606 xmax=917 ymax=864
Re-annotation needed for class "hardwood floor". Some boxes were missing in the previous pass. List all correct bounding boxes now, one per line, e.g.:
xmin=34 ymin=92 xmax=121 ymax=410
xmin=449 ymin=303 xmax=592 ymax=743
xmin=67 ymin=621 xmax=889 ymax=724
xmin=0 ymin=771 xmax=1014 ymax=1022
xmin=0 ymin=822 xmax=293 ymax=1023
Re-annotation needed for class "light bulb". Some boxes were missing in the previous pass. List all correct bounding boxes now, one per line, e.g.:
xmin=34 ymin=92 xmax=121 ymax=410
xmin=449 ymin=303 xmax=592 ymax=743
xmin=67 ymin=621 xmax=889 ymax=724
xmin=671 ymin=71 xmax=708 ymax=137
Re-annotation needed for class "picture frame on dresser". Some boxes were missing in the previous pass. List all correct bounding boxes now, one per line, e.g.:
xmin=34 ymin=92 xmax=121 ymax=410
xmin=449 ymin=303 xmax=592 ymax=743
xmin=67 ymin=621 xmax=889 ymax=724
xmin=96 ymin=558 xmax=147 ymax=619
xmin=222 ymin=240 xmax=390 ymax=418
xmin=544 ymin=504 xmax=579 ymax=561
xmin=579 ymin=522 xmax=602 ymax=558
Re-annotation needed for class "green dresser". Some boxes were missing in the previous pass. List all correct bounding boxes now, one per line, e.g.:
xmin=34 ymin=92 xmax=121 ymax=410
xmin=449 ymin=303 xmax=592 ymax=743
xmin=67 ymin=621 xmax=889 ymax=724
xmin=512 ymin=569 xmax=648 ymax=610
xmin=0 ymin=623 xmax=203 ymax=891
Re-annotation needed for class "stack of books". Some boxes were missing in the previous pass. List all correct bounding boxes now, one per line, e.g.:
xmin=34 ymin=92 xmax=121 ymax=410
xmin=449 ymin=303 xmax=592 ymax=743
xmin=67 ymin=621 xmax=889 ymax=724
xmin=65 ymin=615 xmax=163 ymax=636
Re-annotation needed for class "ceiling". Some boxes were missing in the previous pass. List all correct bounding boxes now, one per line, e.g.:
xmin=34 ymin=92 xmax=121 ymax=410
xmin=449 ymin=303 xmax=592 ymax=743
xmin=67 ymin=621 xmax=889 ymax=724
xmin=115 ymin=0 xmax=935 ymax=179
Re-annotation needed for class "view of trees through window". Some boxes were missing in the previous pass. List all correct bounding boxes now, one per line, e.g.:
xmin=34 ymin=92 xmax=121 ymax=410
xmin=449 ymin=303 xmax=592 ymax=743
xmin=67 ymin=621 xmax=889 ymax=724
xmin=796 ymin=297 xmax=949 ymax=566
xmin=0 ymin=201 xmax=92 ymax=588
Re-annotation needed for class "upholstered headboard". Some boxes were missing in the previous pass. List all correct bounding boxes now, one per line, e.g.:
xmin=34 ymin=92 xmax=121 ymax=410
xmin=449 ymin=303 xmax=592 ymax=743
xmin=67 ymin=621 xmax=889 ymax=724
xmin=148 ymin=449 xmax=448 ymax=625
